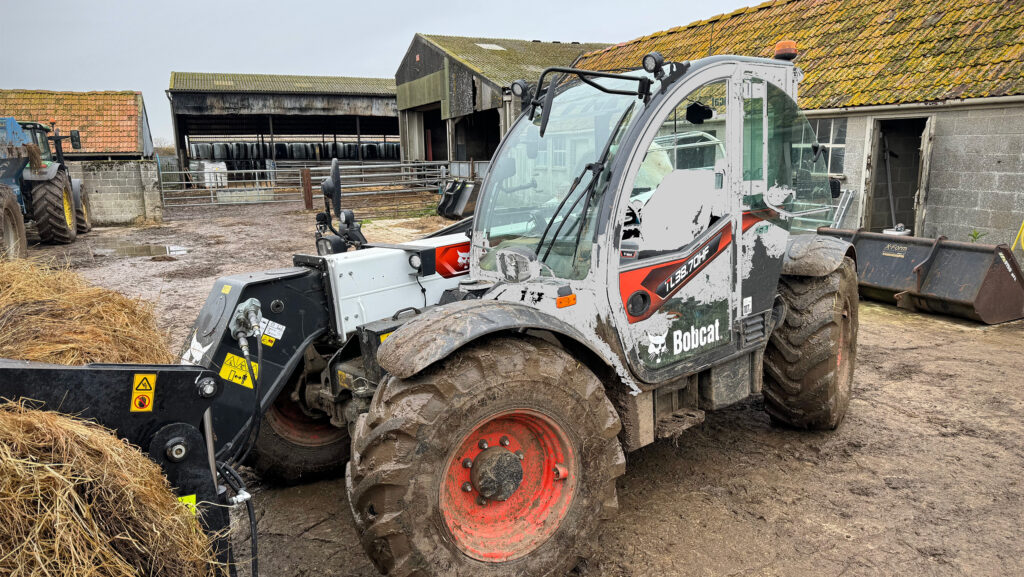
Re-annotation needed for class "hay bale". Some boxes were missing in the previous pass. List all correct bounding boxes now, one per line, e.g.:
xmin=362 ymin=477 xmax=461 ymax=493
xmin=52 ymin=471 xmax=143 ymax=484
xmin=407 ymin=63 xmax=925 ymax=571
xmin=0 ymin=404 xmax=221 ymax=577
xmin=0 ymin=259 xmax=174 ymax=365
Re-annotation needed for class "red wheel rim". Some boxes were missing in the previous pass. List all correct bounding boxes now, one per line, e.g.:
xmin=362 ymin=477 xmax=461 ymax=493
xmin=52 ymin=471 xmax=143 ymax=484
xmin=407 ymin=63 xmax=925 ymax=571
xmin=265 ymin=394 xmax=346 ymax=447
xmin=440 ymin=409 xmax=577 ymax=562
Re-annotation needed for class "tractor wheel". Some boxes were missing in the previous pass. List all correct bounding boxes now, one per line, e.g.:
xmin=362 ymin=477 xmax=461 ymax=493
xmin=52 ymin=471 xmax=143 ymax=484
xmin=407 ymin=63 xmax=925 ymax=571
xmin=250 ymin=388 xmax=350 ymax=485
xmin=31 ymin=172 xmax=77 ymax=244
xmin=763 ymin=256 xmax=858 ymax=429
xmin=0 ymin=184 xmax=28 ymax=259
xmin=72 ymin=183 xmax=92 ymax=234
xmin=347 ymin=336 xmax=624 ymax=577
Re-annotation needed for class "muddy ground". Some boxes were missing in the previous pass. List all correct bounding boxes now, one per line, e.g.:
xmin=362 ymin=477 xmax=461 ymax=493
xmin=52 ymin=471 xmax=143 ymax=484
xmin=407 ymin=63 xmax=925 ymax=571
xmin=35 ymin=204 xmax=1024 ymax=577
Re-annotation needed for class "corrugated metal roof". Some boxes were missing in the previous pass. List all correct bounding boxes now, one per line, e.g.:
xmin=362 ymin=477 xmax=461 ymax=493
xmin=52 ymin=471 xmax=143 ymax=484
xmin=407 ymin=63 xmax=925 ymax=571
xmin=577 ymin=0 xmax=1024 ymax=109
xmin=0 ymin=90 xmax=146 ymax=154
xmin=169 ymin=72 xmax=396 ymax=96
xmin=419 ymin=34 xmax=609 ymax=87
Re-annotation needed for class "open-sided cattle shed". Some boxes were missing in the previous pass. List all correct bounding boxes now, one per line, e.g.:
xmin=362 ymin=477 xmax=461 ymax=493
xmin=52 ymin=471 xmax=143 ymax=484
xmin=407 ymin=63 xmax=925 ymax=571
xmin=166 ymin=72 xmax=398 ymax=167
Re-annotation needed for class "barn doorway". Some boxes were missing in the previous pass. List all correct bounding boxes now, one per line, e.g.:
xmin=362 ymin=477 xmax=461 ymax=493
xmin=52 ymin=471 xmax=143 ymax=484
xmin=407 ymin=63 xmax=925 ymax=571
xmin=866 ymin=118 xmax=931 ymax=233
xmin=421 ymin=107 xmax=448 ymax=161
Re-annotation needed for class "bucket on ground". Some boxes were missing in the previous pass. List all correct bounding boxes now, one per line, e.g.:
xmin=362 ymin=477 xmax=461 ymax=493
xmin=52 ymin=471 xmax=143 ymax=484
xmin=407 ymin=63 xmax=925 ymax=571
xmin=818 ymin=228 xmax=1024 ymax=324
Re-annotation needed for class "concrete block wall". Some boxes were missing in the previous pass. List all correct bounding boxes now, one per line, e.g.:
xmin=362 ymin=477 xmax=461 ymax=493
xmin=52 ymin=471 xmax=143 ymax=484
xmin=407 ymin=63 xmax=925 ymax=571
xmin=836 ymin=116 xmax=868 ymax=228
xmin=67 ymin=160 xmax=162 ymax=225
xmin=923 ymin=104 xmax=1024 ymax=245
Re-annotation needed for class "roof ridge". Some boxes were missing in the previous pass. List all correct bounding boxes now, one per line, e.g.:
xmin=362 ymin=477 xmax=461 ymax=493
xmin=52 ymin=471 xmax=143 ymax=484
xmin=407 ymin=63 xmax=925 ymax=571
xmin=419 ymin=32 xmax=605 ymax=46
xmin=581 ymin=0 xmax=796 ymax=59
xmin=0 ymin=89 xmax=140 ymax=94
xmin=170 ymin=71 xmax=395 ymax=82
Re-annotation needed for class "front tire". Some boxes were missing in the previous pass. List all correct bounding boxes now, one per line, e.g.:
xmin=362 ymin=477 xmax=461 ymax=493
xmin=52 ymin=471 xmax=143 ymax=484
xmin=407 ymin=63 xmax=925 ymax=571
xmin=763 ymin=256 xmax=858 ymax=429
xmin=347 ymin=336 xmax=624 ymax=577
xmin=249 ymin=390 xmax=350 ymax=485
xmin=31 ymin=171 xmax=77 ymax=244
xmin=0 ymin=184 xmax=28 ymax=259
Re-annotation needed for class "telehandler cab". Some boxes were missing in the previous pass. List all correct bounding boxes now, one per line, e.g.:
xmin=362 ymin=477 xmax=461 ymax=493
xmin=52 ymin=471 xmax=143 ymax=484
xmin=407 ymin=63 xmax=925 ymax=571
xmin=0 ymin=48 xmax=857 ymax=577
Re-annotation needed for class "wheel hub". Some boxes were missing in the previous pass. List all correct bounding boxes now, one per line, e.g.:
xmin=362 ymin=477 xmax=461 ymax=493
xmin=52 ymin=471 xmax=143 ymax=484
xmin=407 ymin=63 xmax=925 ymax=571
xmin=439 ymin=409 xmax=577 ymax=562
xmin=471 ymin=446 xmax=523 ymax=501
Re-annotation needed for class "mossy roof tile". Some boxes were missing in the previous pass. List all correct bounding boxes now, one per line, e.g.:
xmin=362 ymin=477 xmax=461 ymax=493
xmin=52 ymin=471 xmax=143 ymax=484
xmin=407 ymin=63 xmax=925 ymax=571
xmin=577 ymin=0 xmax=1024 ymax=109
xmin=0 ymin=90 xmax=144 ymax=154
xmin=417 ymin=34 xmax=609 ymax=87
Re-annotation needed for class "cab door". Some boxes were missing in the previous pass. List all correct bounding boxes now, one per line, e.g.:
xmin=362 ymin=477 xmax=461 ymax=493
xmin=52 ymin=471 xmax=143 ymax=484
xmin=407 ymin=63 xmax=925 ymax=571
xmin=610 ymin=74 xmax=743 ymax=381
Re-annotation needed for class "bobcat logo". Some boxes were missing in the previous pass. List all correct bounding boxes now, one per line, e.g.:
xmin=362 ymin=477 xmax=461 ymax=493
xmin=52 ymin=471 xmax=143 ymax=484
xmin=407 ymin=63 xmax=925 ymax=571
xmin=646 ymin=331 xmax=668 ymax=363
xmin=457 ymin=250 xmax=470 ymax=268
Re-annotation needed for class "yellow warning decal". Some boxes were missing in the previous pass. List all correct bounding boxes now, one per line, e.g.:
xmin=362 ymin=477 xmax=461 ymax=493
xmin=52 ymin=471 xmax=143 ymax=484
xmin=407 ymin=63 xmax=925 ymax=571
xmin=221 ymin=284 xmax=232 ymax=294
xmin=379 ymin=332 xmax=392 ymax=343
xmin=261 ymin=334 xmax=276 ymax=347
xmin=220 ymin=352 xmax=258 ymax=388
xmin=178 ymin=494 xmax=197 ymax=515
xmin=130 ymin=373 xmax=156 ymax=412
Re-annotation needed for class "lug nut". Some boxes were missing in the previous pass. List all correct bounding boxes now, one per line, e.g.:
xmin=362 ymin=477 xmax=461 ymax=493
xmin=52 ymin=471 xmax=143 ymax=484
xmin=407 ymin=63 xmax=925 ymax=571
xmin=478 ymin=439 xmax=488 ymax=450
xmin=515 ymin=450 xmax=525 ymax=460
xmin=462 ymin=482 xmax=473 ymax=493
xmin=553 ymin=463 xmax=568 ymax=481
xmin=477 ymin=496 xmax=488 ymax=506
xmin=462 ymin=458 xmax=473 ymax=469
xmin=500 ymin=436 xmax=510 ymax=447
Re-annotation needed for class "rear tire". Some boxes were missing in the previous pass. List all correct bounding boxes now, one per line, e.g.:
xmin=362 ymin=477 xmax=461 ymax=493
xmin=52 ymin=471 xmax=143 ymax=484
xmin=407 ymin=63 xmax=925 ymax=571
xmin=763 ymin=257 xmax=858 ymax=429
xmin=31 ymin=171 xmax=77 ymax=244
xmin=250 ymin=390 xmax=350 ymax=485
xmin=347 ymin=335 xmax=624 ymax=577
xmin=73 ymin=183 xmax=92 ymax=234
xmin=0 ymin=184 xmax=28 ymax=259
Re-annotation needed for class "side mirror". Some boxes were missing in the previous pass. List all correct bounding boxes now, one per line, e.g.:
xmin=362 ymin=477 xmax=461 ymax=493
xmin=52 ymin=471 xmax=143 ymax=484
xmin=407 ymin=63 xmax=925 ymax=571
xmin=685 ymin=102 xmax=713 ymax=125
xmin=70 ymin=130 xmax=81 ymax=149
xmin=829 ymin=177 xmax=841 ymax=199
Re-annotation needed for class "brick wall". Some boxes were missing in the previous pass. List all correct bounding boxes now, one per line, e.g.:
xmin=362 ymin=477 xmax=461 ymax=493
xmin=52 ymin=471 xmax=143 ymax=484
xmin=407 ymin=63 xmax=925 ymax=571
xmin=66 ymin=160 xmax=162 ymax=225
xmin=923 ymin=104 xmax=1024 ymax=245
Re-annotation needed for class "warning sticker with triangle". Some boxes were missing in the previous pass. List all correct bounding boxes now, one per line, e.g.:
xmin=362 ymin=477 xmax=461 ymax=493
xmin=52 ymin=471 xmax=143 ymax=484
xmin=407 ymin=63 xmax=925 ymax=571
xmin=131 ymin=373 xmax=156 ymax=412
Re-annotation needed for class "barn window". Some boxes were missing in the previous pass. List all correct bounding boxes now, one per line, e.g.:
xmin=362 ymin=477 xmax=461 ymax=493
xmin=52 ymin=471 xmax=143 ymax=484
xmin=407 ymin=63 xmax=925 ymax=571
xmin=809 ymin=117 xmax=847 ymax=177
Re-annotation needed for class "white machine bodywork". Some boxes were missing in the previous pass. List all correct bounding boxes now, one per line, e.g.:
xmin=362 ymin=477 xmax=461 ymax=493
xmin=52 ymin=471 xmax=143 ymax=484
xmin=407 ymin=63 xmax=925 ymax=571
xmin=322 ymin=233 xmax=470 ymax=338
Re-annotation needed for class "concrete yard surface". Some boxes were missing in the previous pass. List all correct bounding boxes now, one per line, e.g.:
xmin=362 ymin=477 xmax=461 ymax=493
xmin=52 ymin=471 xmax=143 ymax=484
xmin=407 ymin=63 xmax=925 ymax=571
xmin=34 ymin=204 xmax=1024 ymax=577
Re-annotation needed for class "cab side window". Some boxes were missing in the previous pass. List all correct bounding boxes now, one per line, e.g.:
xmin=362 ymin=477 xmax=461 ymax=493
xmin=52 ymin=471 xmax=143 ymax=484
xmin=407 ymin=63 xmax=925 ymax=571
xmin=623 ymin=79 xmax=729 ymax=259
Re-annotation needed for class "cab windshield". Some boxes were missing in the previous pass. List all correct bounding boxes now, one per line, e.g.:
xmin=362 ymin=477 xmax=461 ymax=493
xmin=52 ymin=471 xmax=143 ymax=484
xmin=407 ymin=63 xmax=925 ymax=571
xmin=476 ymin=77 xmax=643 ymax=280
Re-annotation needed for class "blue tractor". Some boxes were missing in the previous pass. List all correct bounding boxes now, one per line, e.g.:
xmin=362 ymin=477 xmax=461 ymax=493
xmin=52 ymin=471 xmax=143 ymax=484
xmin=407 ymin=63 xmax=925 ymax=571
xmin=0 ymin=117 xmax=90 ymax=258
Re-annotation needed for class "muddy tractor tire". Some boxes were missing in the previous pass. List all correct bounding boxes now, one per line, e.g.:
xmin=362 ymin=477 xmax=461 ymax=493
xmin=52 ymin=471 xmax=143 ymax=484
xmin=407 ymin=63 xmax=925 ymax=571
xmin=31 ymin=171 xmax=77 ymax=244
xmin=250 ymin=389 xmax=350 ymax=485
xmin=0 ymin=184 xmax=28 ymax=259
xmin=763 ymin=256 xmax=858 ymax=429
xmin=73 ymin=183 xmax=92 ymax=234
xmin=347 ymin=336 xmax=624 ymax=577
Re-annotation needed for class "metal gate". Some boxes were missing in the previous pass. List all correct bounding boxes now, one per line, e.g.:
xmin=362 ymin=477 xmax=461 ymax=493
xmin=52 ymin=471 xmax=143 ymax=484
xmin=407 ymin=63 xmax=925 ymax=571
xmin=157 ymin=160 xmax=448 ymax=219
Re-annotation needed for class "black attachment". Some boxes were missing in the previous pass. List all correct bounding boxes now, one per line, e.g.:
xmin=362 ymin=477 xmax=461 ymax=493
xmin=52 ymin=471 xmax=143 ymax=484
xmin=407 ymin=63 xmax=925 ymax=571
xmin=0 ymin=360 xmax=236 ymax=561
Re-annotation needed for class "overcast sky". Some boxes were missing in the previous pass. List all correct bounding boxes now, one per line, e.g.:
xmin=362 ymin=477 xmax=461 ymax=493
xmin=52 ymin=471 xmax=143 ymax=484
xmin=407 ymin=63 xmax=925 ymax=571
xmin=2 ymin=0 xmax=752 ymax=141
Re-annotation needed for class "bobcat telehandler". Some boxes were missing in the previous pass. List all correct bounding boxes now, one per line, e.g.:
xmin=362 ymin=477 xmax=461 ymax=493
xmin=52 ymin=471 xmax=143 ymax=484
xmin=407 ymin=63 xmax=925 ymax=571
xmin=0 ymin=46 xmax=858 ymax=577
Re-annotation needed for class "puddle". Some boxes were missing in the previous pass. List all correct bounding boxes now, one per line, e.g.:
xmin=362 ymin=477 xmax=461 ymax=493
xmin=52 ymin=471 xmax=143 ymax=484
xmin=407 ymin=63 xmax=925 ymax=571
xmin=88 ymin=239 xmax=188 ymax=258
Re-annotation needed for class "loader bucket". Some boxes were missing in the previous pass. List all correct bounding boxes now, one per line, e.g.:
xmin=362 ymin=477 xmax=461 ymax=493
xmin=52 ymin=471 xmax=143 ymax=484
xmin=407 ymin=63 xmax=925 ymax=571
xmin=818 ymin=228 xmax=1024 ymax=324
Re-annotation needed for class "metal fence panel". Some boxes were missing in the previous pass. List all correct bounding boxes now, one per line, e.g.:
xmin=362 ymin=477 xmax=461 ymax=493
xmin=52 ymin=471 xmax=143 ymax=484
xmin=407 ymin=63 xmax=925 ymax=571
xmin=158 ymin=160 xmax=447 ymax=219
